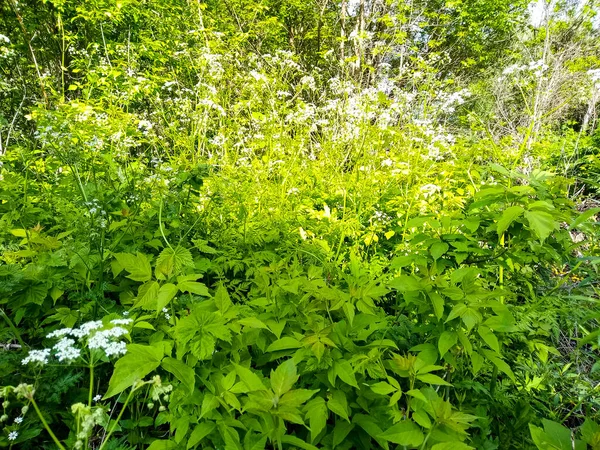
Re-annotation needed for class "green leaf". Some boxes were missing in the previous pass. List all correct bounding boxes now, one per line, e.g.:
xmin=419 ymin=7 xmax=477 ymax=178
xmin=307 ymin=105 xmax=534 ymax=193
xmin=305 ymin=397 xmax=328 ymax=443
xmin=353 ymin=414 xmax=389 ymax=450
xmin=156 ymin=283 xmax=179 ymax=312
xmin=429 ymin=292 xmax=445 ymax=320
xmin=477 ymin=326 xmax=500 ymax=353
xmin=333 ymin=421 xmax=355 ymax=447
xmin=187 ymin=422 xmax=216 ymax=449
xmin=161 ymin=357 xmax=195 ymax=394
xmin=214 ymin=285 xmax=232 ymax=312
xmin=105 ymin=344 xmax=163 ymax=398
xmin=416 ymin=373 xmax=452 ymax=386
xmin=281 ymin=435 xmax=319 ymax=450
xmin=156 ymin=246 xmax=193 ymax=279
xmin=497 ymin=205 xmax=524 ymax=236
xmin=524 ymin=210 xmax=557 ymax=242
xmin=569 ymin=207 xmax=600 ymax=230
xmin=270 ymin=359 xmax=298 ymax=397
xmin=431 ymin=443 xmax=474 ymax=450
xmin=178 ymin=281 xmax=210 ymax=296
xmin=327 ymin=390 xmax=350 ymax=422
xmin=279 ymin=389 xmax=318 ymax=408
xmin=438 ymin=331 xmax=458 ymax=358
xmin=430 ymin=241 xmax=449 ymax=260
xmin=370 ymin=381 xmax=396 ymax=396
xmin=146 ymin=440 xmax=177 ymax=450
xmin=378 ymin=420 xmax=424 ymax=447
xmin=134 ymin=281 xmax=160 ymax=310
xmin=335 ymin=360 xmax=358 ymax=388
xmin=266 ymin=337 xmax=302 ymax=352
xmin=481 ymin=349 xmax=515 ymax=382
xmin=115 ymin=252 xmax=152 ymax=282
xmin=233 ymin=364 xmax=267 ymax=392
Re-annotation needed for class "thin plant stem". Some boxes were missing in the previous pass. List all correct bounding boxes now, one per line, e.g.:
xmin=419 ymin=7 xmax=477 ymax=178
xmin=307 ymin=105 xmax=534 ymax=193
xmin=30 ymin=398 xmax=66 ymax=450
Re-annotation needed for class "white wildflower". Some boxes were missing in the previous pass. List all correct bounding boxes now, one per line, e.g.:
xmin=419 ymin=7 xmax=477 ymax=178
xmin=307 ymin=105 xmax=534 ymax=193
xmin=14 ymin=416 xmax=23 ymax=424
xmin=0 ymin=35 xmax=9 ymax=44
xmin=420 ymin=184 xmax=441 ymax=198
xmin=70 ymin=321 xmax=103 ymax=338
xmin=8 ymin=431 xmax=17 ymax=441
xmin=93 ymin=395 xmax=102 ymax=402
xmin=110 ymin=319 xmax=133 ymax=325
xmin=47 ymin=328 xmax=73 ymax=339
xmin=54 ymin=338 xmax=81 ymax=362
xmin=22 ymin=349 xmax=51 ymax=365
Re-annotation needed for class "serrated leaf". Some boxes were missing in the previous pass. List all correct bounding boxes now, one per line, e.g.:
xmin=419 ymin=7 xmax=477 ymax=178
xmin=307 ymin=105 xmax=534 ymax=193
xmin=429 ymin=292 xmax=445 ymax=320
xmin=370 ymin=381 xmax=396 ymax=395
xmin=430 ymin=241 xmax=449 ymax=260
xmin=115 ymin=252 xmax=152 ymax=282
xmin=214 ymin=284 xmax=232 ymax=312
xmin=525 ymin=210 xmax=557 ymax=242
xmin=156 ymin=246 xmax=193 ymax=279
xmin=305 ymin=398 xmax=328 ymax=443
xmin=481 ymin=349 xmax=515 ymax=381
xmin=134 ymin=281 xmax=160 ymax=310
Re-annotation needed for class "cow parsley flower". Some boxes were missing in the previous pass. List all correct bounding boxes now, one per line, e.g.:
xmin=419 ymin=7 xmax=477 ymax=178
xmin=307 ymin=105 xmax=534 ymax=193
xmin=47 ymin=328 xmax=73 ymax=338
xmin=87 ymin=327 xmax=128 ymax=357
xmin=54 ymin=338 xmax=81 ymax=362
xmin=22 ymin=349 xmax=51 ymax=365
xmin=110 ymin=318 xmax=133 ymax=325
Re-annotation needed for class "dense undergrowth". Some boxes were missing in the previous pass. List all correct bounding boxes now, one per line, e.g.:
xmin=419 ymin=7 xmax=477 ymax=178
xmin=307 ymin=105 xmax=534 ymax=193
xmin=1 ymin=0 xmax=600 ymax=449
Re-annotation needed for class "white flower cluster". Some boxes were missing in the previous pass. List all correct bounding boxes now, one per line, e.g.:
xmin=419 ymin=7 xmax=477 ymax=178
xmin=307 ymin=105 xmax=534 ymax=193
xmin=21 ymin=349 xmax=51 ymax=365
xmin=502 ymin=59 xmax=549 ymax=78
xmin=54 ymin=338 xmax=81 ymax=362
xmin=22 ymin=320 xmax=130 ymax=365
xmin=0 ymin=34 xmax=9 ymax=44
xmin=588 ymin=69 xmax=600 ymax=90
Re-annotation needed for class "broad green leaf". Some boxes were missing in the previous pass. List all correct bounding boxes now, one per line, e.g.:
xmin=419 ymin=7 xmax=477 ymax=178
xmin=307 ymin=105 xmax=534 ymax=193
xmin=156 ymin=283 xmax=179 ymax=312
xmin=270 ymin=359 xmax=298 ymax=397
xmin=430 ymin=241 xmax=449 ymax=260
xmin=335 ymin=360 xmax=358 ymax=388
xmin=477 ymin=326 xmax=500 ymax=353
xmin=187 ymin=422 xmax=216 ymax=449
xmin=115 ymin=252 xmax=152 ymax=282
xmin=238 ymin=317 xmax=268 ymax=329
xmin=146 ymin=440 xmax=177 ymax=450
xmin=524 ymin=210 xmax=557 ymax=242
xmin=279 ymin=389 xmax=318 ymax=408
xmin=438 ymin=331 xmax=458 ymax=357
xmin=105 ymin=344 xmax=163 ymax=398
xmin=234 ymin=364 xmax=267 ymax=391
xmin=333 ymin=421 xmax=355 ymax=447
xmin=161 ymin=357 xmax=195 ymax=394
xmin=266 ymin=337 xmax=302 ymax=352
xmin=497 ymin=205 xmax=524 ymax=236
xmin=305 ymin=397 xmax=328 ymax=443
xmin=370 ymin=381 xmax=396 ymax=396
xmin=429 ymin=292 xmax=445 ymax=320
xmin=416 ymin=373 xmax=452 ymax=386
xmin=327 ymin=390 xmax=350 ymax=422
xmin=155 ymin=246 xmax=193 ymax=279
xmin=214 ymin=284 xmax=232 ymax=312
xmin=378 ymin=420 xmax=424 ymax=447
xmin=134 ymin=281 xmax=160 ymax=310
xmin=178 ymin=281 xmax=210 ymax=296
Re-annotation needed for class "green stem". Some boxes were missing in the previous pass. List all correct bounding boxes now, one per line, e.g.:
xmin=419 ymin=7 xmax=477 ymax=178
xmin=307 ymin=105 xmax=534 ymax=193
xmin=98 ymin=387 xmax=136 ymax=450
xmin=30 ymin=398 xmax=66 ymax=450
xmin=159 ymin=199 xmax=173 ymax=250
xmin=0 ymin=309 xmax=27 ymax=348
xmin=88 ymin=364 xmax=94 ymax=407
